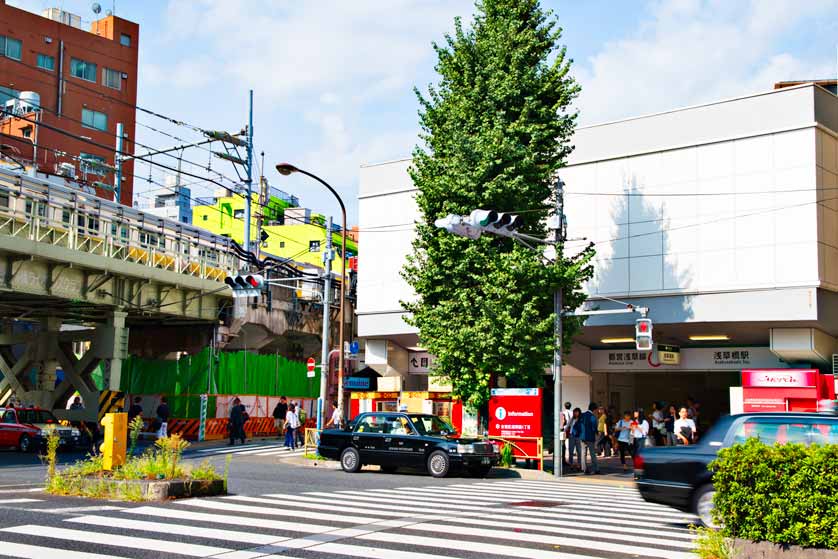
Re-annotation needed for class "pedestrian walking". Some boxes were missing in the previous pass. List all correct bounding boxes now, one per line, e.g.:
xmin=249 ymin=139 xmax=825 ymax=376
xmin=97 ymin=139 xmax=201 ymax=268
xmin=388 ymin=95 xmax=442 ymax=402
xmin=663 ymin=404 xmax=677 ymax=446
xmin=155 ymin=396 xmax=169 ymax=438
xmin=228 ymin=397 xmax=247 ymax=445
xmin=674 ymin=406 xmax=698 ymax=445
xmin=614 ymin=410 xmax=634 ymax=471
xmin=272 ymin=396 xmax=288 ymax=440
xmin=650 ymin=402 xmax=664 ymax=446
xmin=284 ymin=403 xmax=300 ymax=449
xmin=568 ymin=407 xmax=582 ymax=470
xmin=297 ymin=403 xmax=307 ymax=447
xmin=128 ymin=397 xmax=143 ymax=424
xmin=579 ymin=403 xmax=600 ymax=474
xmin=561 ymin=401 xmax=573 ymax=466
xmin=324 ymin=401 xmax=342 ymax=429
xmin=631 ymin=409 xmax=650 ymax=456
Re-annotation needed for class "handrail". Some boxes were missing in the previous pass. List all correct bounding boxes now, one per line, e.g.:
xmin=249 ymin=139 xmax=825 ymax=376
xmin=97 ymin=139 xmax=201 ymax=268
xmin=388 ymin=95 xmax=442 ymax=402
xmin=487 ymin=435 xmax=544 ymax=471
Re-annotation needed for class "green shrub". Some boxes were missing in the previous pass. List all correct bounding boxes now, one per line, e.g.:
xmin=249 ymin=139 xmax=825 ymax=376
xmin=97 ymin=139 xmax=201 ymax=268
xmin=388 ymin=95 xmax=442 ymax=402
xmin=711 ymin=439 xmax=838 ymax=549
xmin=190 ymin=459 xmax=218 ymax=481
xmin=500 ymin=443 xmax=514 ymax=468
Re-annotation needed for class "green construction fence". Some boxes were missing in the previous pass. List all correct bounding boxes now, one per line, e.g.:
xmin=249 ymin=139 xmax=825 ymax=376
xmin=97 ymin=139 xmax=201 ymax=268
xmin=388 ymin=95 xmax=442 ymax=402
xmin=92 ymin=349 xmax=320 ymax=419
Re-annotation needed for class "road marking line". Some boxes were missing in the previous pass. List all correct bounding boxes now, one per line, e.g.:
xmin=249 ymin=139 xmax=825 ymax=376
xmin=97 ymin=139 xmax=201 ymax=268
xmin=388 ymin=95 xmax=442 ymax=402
xmin=352 ymin=532 xmax=603 ymax=559
xmin=258 ymin=493 xmax=478 ymax=517
xmin=475 ymin=510 xmax=695 ymax=538
xmin=404 ymin=521 xmax=696 ymax=559
xmin=221 ymin=495 xmax=420 ymax=519
xmin=354 ymin=488 xmax=504 ymax=505
xmin=308 ymin=491 xmax=485 ymax=511
xmin=124 ymin=505 xmax=334 ymax=533
xmin=175 ymin=498 xmax=378 ymax=524
xmin=0 ymin=498 xmax=41 ymax=504
xmin=0 ymin=525 xmax=231 ymax=557
xmin=0 ymin=541 xmax=128 ymax=559
xmin=0 ymin=488 xmax=43 ymax=494
xmin=67 ymin=515 xmax=286 ymax=545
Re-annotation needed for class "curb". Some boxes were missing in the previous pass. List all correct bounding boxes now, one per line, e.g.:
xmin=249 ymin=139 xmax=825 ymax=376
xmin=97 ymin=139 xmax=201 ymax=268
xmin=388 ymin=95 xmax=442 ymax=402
xmin=280 ymin=455 xmax=341 ymax=470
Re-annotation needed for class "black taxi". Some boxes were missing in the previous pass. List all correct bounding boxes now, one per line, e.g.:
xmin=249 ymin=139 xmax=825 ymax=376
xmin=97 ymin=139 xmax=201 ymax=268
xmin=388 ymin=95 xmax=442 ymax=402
xmin=318 ymin=412 xmax=499 ymax=477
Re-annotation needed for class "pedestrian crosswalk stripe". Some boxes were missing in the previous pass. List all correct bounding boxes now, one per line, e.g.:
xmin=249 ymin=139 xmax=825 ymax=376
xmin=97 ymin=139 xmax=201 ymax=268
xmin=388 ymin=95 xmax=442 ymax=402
xmin=67 ymin=515 xmax=285 ymax=545
xmin=124 ymin=505 xmax=335 ymax=533
xmin=353 ymin=532 xmax=602 ymax=559
xmin=0 ymin=525 xmax=231 ymax=557
xmin=434 ymin=513 xmax=696 ymax=548
xmin=0 ymin=488 xmax=42 ymax=494
xmin=260 ymin=493 xmax=479 ymax=517
xmin=472 ymin=510 xmax=694 ymax=539
xmin=0 ymin=541 xmax=128 ymax=559
xmin=401 ymin=522 xmax=696 ymax=559
xmin=357 ymin=488 xmax=505 ymax=505
xmin=221 ymin=495 xmax=419 ymax=519
xmin=174 ymin=498 xmax=382 ymax=524
xmin=0 ymin=499 xmax=41 ymax=504
xmin=500 ymin=505 xmax=695 ymax=529
xmin=322 ymin=491 xmax=486 ymax=511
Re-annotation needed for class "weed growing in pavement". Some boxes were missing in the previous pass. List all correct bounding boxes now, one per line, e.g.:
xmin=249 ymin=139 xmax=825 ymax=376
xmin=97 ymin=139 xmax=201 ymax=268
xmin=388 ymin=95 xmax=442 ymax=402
xmin=500 ymin=443 xmax=515 ymax=467
xmin=128 ymin=415 xmax=143 ymax=456
xmin=190 ymin=459 xmax=218 ymax=481
xmin=692 ymin=525 xmax=737 ymax=559
xmin=303 ymin=453 xmax=325 ymax=460
xmin=43 ymin=427 xmax=60 ymax=484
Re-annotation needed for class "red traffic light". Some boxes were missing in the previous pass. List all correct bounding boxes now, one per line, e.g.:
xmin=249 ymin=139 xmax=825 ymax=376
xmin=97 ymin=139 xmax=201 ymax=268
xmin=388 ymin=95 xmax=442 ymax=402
xmin=637 ymin=321 xmax=650 ymax=333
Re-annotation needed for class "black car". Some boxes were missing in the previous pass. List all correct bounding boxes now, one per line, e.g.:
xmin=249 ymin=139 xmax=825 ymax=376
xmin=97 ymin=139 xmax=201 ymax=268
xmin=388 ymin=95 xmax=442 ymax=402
xmin=318 ymin=412 xmax=499 ymax=477
xmin=636 ymin=412 xmax=838 ymax=527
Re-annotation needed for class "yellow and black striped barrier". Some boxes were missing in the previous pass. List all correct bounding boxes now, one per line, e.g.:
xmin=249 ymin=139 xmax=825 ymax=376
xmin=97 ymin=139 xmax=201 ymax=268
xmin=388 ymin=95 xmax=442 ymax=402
xmin=97 ymin=390 xmax=125 ymax=422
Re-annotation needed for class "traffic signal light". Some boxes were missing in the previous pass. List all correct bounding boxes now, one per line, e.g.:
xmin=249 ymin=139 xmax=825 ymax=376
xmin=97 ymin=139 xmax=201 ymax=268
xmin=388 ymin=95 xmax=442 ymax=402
xmin=224 ymin=274 xmax=266 ymax=298
xmin=635 ymin=318 xmax=653 ymax=351
xmin=464 ymin=209 xmax=523 ymax=237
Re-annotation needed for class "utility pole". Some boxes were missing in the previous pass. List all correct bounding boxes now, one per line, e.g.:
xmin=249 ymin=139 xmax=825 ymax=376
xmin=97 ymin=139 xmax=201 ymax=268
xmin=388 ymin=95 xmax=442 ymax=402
xmin=243 ymin=89 xmax=254 ymax=257
xmin=317 ymin=217 xmax=334 ymax=431
xmin=114 ymin=122 xmax=123 ymax=204
xmin=255 ymin=151 xmax=267 ymax=260
xmin=553 ymin=178 xmax=565 ymax=479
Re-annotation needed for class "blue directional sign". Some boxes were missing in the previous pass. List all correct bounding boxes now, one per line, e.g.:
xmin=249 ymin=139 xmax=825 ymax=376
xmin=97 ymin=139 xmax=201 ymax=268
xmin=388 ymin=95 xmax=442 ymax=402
xmin=349 ymin=340 xmax=360 ymax=355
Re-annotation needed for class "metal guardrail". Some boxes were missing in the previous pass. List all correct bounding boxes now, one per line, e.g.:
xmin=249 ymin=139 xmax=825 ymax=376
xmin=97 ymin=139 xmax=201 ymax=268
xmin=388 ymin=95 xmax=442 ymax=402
xmin=488 ymin=436 xmax=544 ymax=470
xmin=304 ymin=428 xmax=321 ymax=456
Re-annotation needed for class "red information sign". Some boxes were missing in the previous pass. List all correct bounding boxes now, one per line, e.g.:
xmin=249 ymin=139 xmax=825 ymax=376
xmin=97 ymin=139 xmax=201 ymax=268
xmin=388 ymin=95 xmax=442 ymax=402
xmin=488 ymin=388 xmax=542 ymax=438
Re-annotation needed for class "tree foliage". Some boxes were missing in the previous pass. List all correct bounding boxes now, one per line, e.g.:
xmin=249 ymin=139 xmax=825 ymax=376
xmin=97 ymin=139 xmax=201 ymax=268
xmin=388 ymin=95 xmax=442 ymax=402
xmin=403 ymin=0 xmax=595 ymax=407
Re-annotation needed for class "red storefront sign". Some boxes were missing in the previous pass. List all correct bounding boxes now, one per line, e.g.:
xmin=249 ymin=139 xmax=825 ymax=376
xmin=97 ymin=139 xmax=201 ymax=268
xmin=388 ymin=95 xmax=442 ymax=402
xmin=742 ymin=369 xmax=834 ymax=413
xmin=488 ymin=388 xmax=542 ymax=438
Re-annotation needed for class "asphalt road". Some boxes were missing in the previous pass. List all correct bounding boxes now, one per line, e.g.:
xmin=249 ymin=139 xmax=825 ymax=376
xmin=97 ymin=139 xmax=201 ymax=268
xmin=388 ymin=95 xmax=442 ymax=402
xmin=0 ymin=439 xmax=697 ymax=559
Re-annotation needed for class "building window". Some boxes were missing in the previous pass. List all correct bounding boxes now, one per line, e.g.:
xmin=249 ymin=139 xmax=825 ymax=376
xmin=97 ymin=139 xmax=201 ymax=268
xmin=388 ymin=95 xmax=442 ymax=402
xmin=233 ymin=209 xmax=244 ymax=219
xmin=102 ymin=67 xmax=121 ymax=91
xmin=202 ymin=215 xmax=208 ymax=221
xmin=309 ymin=240 xmax=320 ymax=252
xmin=0 ymin=86 xmax=19 ymax=107
xmin=79 ymin=152 xmax=107 ymax=176
xmin=70 ymin=58 xmax=97 ymax=82
xmin=81 ymin=108 xmax=107 ymax=131
xmin=0 ymin=36 xmax=22 ymax=60
xmin=21 ymin=126 xmax=32 ymax=138
xmin=279 ymin=241 xmax=285 ymax=248
xmin=120 ymin=33 xmax=131 ymax=47
xmin=37 ymin=53 xmax=55 ymax=71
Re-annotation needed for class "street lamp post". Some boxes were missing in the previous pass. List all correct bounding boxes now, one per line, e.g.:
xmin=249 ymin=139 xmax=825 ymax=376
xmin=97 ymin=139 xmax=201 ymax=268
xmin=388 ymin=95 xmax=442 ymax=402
xmin=276 ymin=163 xmax=348 ymax=421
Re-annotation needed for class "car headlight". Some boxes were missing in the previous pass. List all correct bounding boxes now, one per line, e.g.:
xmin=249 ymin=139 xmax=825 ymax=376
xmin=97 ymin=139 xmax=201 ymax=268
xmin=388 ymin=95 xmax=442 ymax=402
xmin=456 ymin=444 xmax=475 ymax=454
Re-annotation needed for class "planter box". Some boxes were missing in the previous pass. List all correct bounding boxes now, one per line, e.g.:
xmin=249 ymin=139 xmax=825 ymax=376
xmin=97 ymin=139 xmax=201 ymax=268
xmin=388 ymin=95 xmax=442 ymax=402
xmin=75 ymin=477 xmax=225 ymax=501
xmin=734 ymin=539 xmax=838 ymax=559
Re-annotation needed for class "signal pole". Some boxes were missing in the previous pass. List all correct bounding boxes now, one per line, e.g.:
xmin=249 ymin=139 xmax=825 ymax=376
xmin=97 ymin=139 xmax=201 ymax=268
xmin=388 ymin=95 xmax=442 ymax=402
xmin=553 ymin=179 xmax=564 ymax=479
xmin=243 ymin=90 xmax=254 ymax=258
xmin=318 ymin=217 xmax=334 ymax=431
xmin=114 ymin=122 xmax=123 ymax=203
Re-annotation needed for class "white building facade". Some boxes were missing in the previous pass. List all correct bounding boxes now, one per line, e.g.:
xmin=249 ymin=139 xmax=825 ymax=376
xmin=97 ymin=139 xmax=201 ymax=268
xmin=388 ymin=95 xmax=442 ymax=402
xmin=357 ymin=83 xmax=838 ymax=420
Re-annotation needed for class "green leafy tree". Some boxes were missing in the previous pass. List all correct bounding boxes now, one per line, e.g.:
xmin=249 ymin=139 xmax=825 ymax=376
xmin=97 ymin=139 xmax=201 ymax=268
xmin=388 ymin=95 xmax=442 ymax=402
xmin=403 ymin=0 xmax=595 ymax=407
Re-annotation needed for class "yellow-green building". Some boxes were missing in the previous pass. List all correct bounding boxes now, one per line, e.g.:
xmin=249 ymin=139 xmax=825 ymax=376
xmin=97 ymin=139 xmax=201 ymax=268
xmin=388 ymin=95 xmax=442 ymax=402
xmin=192 ymin=188 xmax=357 ymax=274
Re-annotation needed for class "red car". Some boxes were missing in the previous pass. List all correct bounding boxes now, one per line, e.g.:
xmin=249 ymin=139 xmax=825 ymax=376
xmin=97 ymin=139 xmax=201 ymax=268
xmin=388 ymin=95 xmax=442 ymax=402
xmin=0 ymin=407 xmax=81 ymax=452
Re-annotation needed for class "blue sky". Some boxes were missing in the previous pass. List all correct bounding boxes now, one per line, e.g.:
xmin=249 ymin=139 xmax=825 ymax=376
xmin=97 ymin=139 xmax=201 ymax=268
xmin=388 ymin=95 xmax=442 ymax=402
xmin=9 ymin=0 xmax=838 ymax=223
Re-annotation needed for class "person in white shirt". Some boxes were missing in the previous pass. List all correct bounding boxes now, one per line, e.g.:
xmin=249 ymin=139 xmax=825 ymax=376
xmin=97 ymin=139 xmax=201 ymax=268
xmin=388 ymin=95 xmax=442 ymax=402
xmin=284 ymin=404 xmax=301 ymax=449
xmin=561 ymin=402 xmax=573 ymax=466
xmin=630 ymin=409 xmax=650 ymax=456
xmin=674 ymin=407 xmax=697 ymax=445
xmin=324 ymin=401 xmax=342 ymax=429
xmin=651 ymin=402 xmax=665 ymax=446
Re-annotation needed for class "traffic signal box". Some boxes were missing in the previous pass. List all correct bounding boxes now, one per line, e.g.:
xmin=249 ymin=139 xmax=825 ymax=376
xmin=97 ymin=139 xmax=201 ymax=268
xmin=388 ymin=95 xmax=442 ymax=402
xmin=635 ymin=318 xmax=653 ymax=352
xmin=100 ymin=412 xmax=127 ymax=470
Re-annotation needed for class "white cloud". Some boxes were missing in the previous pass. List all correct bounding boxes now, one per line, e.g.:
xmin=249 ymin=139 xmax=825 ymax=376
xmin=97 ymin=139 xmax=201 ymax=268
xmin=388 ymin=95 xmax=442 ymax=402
xmin=575 ymin=0 xmax=837 ymax=125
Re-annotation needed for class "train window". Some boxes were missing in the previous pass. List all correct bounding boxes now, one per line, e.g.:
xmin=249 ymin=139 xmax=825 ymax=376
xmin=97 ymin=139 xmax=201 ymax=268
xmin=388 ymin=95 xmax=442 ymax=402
xmin=62 ymin=210 xmax=70 ymax=225
xmin=25 ymin=200 xmax=46 ymax=218
xmin=77 ymin=214 xmax=99 ymax=232
xmin=0 ymin=192 xmax=8 ymax=207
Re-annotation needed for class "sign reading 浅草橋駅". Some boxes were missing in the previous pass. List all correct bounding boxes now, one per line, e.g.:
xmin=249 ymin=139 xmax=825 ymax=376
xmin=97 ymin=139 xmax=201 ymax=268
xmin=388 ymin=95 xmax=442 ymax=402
xmin=591 ymin=346 xmax=787 ymax=371
xmin=488 ymin=388 xmax=542 ymax=439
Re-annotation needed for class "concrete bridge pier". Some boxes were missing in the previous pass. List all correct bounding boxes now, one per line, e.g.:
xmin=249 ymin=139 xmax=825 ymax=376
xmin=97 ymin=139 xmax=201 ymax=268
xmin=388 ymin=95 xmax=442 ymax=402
xmin=0 ymin=311 xmax=128 ymax=422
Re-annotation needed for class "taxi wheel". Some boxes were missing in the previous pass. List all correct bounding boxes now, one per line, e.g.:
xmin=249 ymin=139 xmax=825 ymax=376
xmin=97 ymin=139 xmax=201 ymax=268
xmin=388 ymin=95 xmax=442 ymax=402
xmin=693 ymin=484 xmax=719 ymax=529
xmin=340 ymin=447 xmax=361 ymax=473
xmin=427 ymin=450 xmax=450 ymax=478
xmin=18 ymin=434 xmax=32 ymax=453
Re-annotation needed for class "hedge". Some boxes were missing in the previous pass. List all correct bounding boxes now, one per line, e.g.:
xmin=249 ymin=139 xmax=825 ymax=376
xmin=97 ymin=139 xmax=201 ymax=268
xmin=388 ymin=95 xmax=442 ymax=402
xmin=710 ymin=438 xmax=838 ymax=549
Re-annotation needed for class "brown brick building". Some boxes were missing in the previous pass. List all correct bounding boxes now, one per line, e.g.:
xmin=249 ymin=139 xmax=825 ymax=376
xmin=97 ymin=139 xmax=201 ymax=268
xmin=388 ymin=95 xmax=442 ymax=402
xmin=0 ymin=1 xmax=138 ymax=205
